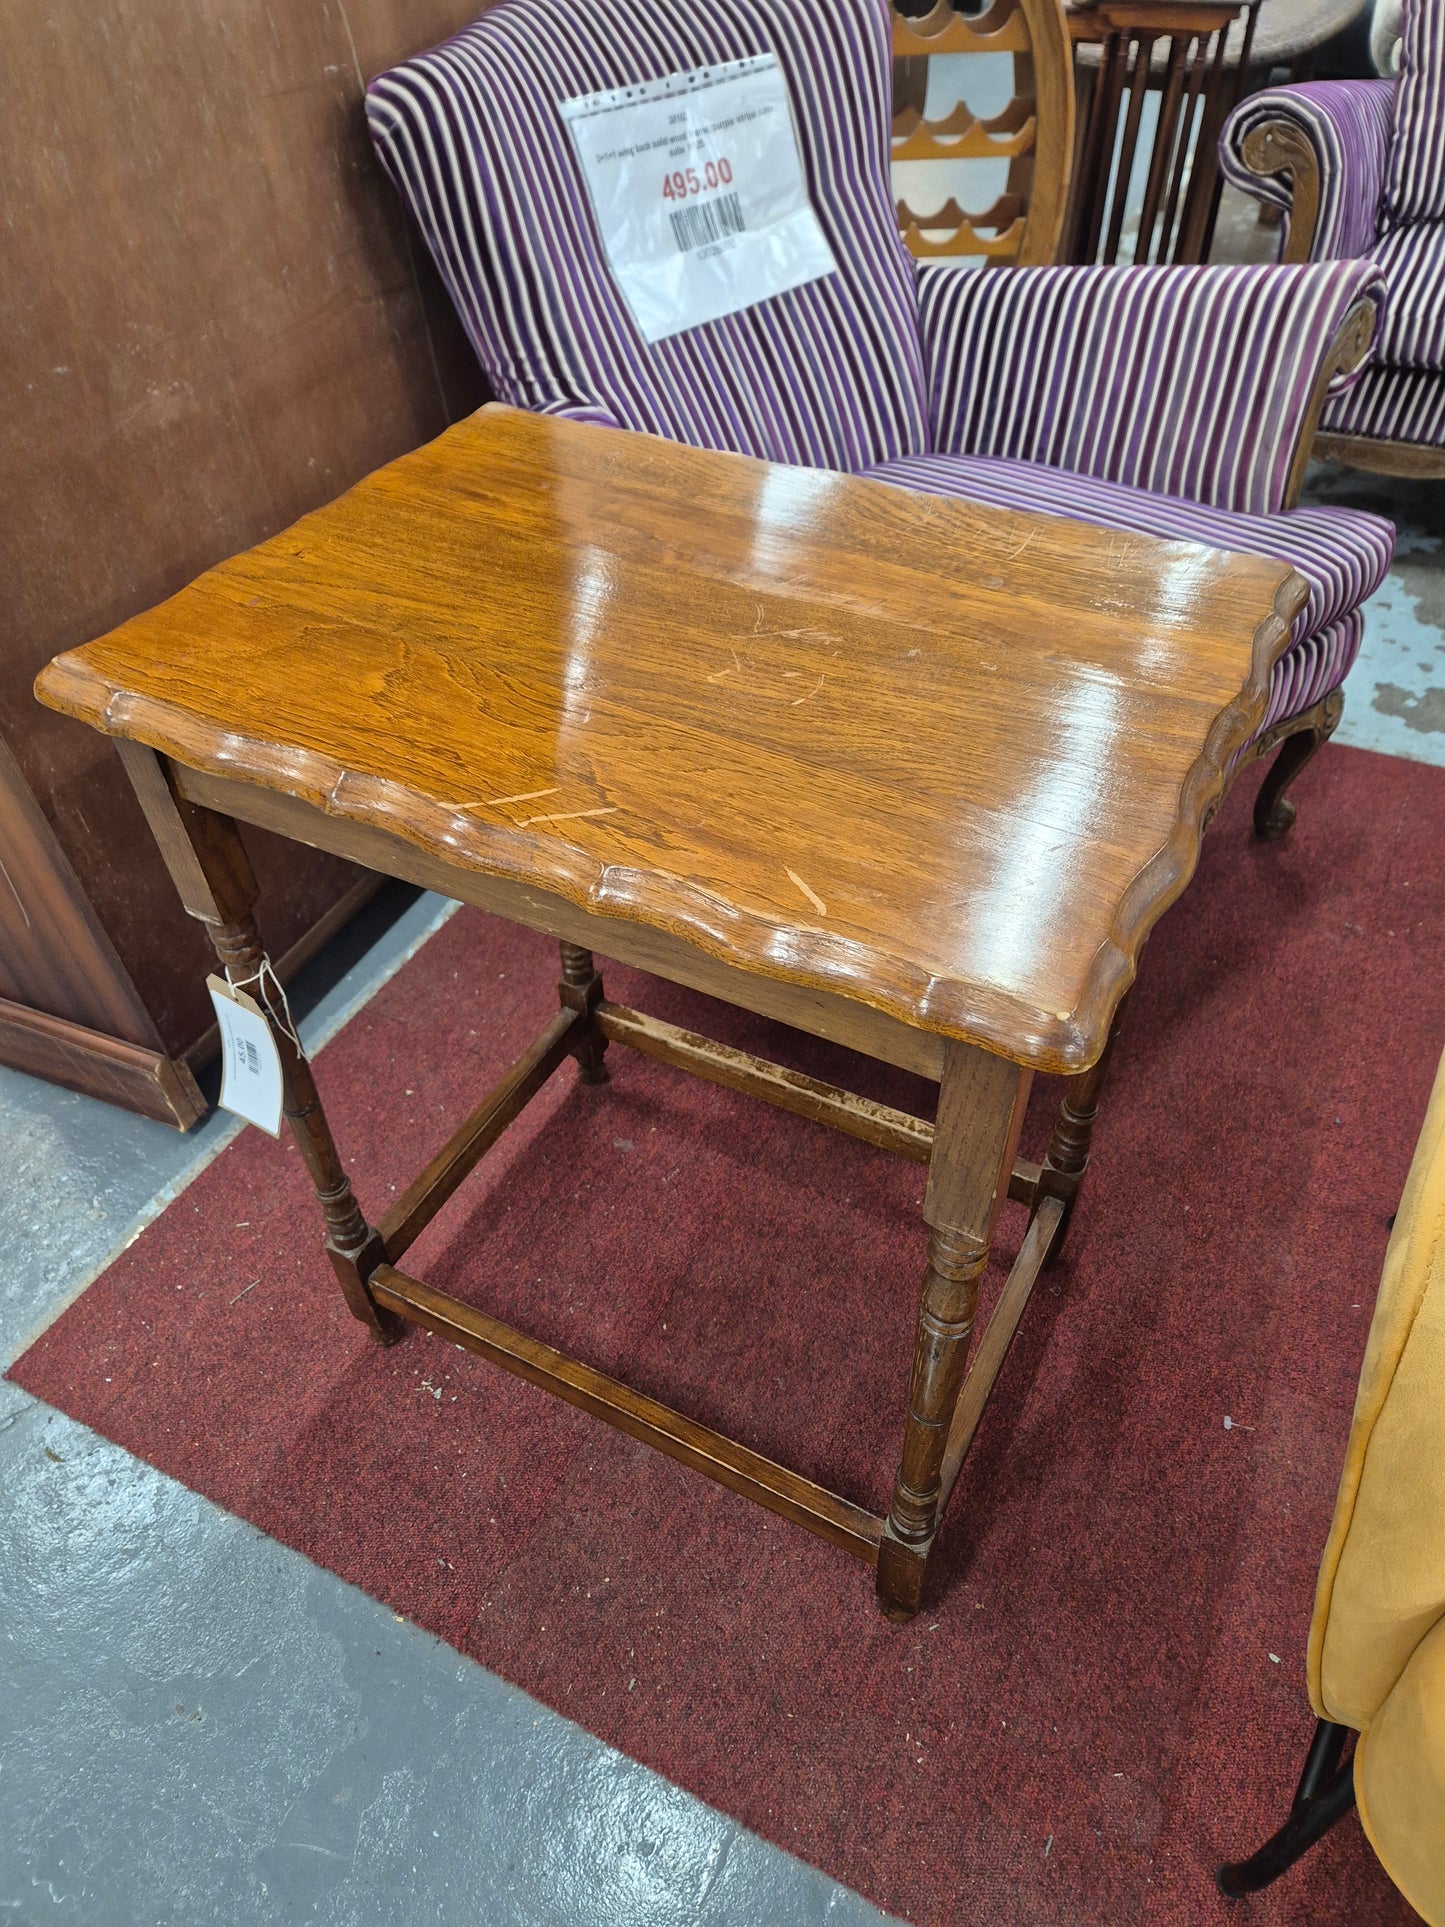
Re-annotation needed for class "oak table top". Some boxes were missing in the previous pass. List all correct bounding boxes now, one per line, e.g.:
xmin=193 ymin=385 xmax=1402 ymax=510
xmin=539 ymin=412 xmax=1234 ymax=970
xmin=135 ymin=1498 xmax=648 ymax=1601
xmin=36 ymin=403 xmax=1303 ymax=1074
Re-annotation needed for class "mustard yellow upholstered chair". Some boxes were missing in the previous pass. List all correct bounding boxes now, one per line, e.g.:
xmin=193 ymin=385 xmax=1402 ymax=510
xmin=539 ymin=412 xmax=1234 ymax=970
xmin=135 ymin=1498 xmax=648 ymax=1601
xmin=1219 ymin=1043 xmax=1445 ymax=1920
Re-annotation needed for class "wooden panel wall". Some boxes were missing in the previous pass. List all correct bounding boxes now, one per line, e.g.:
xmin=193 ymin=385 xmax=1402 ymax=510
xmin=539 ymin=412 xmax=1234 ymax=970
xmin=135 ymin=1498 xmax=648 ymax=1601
xmin=0 ymin=0 xmax=491 ymax=1056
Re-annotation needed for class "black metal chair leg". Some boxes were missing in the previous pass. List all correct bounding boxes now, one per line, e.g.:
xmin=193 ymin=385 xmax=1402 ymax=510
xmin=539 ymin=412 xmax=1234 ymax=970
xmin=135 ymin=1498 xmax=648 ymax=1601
xmin=1217 ymin=1721 xmax=1357 ymax=1897
xmin=1292 ymin=1718 xmax=1351 ymax=1810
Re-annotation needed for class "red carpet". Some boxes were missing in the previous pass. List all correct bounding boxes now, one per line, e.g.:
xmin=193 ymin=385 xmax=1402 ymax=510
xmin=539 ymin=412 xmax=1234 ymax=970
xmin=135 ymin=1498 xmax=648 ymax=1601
xmin=11 ymin=744 xmax=1442 ymax=1925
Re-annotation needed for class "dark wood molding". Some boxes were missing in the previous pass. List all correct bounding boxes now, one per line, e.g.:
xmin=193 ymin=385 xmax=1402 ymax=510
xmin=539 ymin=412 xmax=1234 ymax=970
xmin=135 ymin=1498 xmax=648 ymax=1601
xmin=0 ymin=731 xmax=161 ymax=1044
xmin=0 ymin=728 xmax=383 ymax=1125
xmin=1313 ymin=432 xmax=1445 ymax=480
xmin=0 ymin=995 xmax=205 ymax=1127
xmin=0 ymin=725 xmax=211 ymax=1124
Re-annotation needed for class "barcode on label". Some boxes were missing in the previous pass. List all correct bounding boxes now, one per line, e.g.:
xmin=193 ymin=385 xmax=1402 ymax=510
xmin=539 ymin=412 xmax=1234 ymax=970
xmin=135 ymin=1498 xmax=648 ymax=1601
xmin=668 ymin=191 xmax=746 ymax=253
xmin=242 ymin=1038 xmax=261 ymax=1076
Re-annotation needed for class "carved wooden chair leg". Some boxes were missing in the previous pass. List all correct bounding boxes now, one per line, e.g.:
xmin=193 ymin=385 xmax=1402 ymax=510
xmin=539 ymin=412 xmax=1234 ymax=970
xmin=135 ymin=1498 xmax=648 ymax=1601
xmin=1254 ymin=689 xmax=1344 ymax=840
xmin=115 ymin=742 xmax=402 ymax=1344
xmin=557 ymin=941 xmax=610 ymax=1085
xmin=1037 ymin=989 xmax=1131 ymax=1244
xmin=1217 ymin=1719 xmax=1356 ymax=1896
xmin=877 ymin=1044 xmax=1032 ymax=1620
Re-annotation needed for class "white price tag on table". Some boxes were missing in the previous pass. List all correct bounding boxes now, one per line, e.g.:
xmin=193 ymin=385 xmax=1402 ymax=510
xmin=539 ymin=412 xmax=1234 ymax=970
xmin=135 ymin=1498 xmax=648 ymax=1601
xmin=208 ymin=974 xmax=285 ymax=1136
xmin=559 ymin=54 xmax=838 ymax=344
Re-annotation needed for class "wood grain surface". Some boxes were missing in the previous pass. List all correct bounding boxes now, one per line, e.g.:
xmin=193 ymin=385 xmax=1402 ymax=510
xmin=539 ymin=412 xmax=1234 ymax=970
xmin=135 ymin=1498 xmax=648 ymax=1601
xmin=36 ymin=406 xmax=1304 ymax=1072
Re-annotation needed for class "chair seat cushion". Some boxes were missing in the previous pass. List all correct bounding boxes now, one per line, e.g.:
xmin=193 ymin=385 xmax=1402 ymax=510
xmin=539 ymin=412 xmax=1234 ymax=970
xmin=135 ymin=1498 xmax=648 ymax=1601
xmin=1322 ymin=360 xmax=1445 ymax=449
xmin=864 ymin=453 xmax=1392 ymax=648
xmin=1371 ymin=220 xmax=1445 ymax=370
xmin=1261 ymin=610 xmax=1364 ymax=736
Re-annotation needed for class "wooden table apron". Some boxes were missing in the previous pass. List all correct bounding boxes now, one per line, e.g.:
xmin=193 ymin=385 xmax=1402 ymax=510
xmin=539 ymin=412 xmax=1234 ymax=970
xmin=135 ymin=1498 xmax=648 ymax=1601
xmin=34 ymin=406 xmax=1306 ymax=1620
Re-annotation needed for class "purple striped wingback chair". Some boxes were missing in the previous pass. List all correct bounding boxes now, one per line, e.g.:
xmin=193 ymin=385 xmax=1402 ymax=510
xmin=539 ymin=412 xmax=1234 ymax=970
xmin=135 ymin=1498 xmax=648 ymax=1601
xmin=367 ymin=0 xmax=1396 ymax=838
xmin=1221 ymin=0 xmax=1445 ymax=479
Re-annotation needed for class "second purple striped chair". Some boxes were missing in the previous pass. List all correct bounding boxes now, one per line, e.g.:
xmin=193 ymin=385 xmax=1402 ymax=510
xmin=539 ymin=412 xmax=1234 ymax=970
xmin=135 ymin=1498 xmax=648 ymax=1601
xmin=1220 ymin=0 xmax=1445 ymax=481
xmin=367 ymin=0 xmax=1394 ymax=838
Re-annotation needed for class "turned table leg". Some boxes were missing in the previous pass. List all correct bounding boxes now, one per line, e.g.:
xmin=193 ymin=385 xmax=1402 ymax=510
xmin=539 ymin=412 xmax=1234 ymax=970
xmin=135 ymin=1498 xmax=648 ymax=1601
xmin=1036 ymin=989 xmax=1132 ymax=1240
xmin=877 ymin=1042 xmax=1032 ymax=1620
xmin=115 ymin=743 xmax=401 ymax=1343
xmin=557 ymin=940 xmax=609 ymax=1085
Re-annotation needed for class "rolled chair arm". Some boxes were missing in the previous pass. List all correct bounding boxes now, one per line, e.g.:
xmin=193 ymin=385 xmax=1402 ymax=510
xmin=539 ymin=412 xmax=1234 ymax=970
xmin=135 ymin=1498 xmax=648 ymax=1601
xmin=1219 ymin=81 xmax=1397 ymax=263
xmin=534 ymin=399 xmax=624 ymax=430
xmin=919 ymin=259 xmax=1384 ymax=515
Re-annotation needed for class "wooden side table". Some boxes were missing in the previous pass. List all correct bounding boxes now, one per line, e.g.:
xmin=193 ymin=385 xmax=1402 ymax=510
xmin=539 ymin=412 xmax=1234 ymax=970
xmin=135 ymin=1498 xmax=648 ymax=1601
xmin=1063 ymin=0 xmax=1261 ymax=263
xmin=35 ymin=407 xmax=1303 ymax=1619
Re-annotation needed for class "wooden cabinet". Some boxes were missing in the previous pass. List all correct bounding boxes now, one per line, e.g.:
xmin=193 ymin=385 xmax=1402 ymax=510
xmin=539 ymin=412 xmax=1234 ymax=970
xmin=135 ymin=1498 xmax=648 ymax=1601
xmin=0 ymin=0 xmax=491 ymax=1124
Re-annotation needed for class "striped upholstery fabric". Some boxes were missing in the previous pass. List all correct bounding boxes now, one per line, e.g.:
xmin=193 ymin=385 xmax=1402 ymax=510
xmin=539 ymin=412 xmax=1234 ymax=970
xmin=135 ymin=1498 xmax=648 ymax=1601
xmin=365 ymin=0 xmax=928 ymax=471
xmin=1371 ymin=221 xmax=1445 ymax=368
xmin=1323 ymin=359 xmax=1445 ymax=446
xmin=1384 ymin=0 xmax=1445 ymax=225
xmin=1219 ymin=81 xmax=1397 ymax=262
xmin=864 ymin=450 xmax=1391 ymax=662
xmin=917 ymin=261 xmax=1384 ymax=516
xmin=1260 ymin=611 xmax=1364 ymax=735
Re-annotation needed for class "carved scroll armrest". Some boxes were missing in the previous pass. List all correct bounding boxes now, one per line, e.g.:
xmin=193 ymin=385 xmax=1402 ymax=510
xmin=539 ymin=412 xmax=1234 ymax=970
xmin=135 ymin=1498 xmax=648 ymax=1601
xmin=1219 ymin=81 xmax=1396 ymax=265
xmin=535 ymin=399 xmax=624 ymax=431
xmin=920 ymin=258 xmax=1386 ymax=516
xmin=1282 ymin=295 xmax=1378 ymax=508
xmin=1240 ymin=119 xmax=1325 ymax=264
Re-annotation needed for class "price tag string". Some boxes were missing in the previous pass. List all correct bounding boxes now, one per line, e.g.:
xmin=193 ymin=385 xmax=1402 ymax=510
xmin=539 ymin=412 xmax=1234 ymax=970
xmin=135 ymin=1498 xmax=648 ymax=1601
xmin=226 ymin=955 xmax=307 ymax=1062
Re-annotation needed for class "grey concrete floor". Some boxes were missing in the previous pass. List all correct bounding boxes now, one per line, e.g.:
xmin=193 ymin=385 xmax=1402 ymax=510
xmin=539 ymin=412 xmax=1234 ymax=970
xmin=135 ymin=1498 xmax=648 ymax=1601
xmin=3 ymin=342 xmax=1439 ymax=1927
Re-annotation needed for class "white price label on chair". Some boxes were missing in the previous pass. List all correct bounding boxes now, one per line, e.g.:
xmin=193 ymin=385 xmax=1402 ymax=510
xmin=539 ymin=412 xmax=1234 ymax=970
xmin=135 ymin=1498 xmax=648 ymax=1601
xmin=559 ymin=54 xmax=837 ymax=343
xmin=208 ymin=975 xmax=285 ymax=1136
